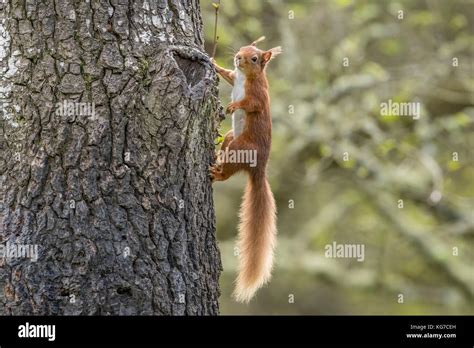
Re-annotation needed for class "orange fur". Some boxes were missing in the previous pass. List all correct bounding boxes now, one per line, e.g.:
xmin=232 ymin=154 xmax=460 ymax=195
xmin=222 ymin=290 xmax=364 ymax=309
xmin=211 ymin=42 xmax=281 ymax=302
xmin=235 ymin=173 xmax=276 ymax=302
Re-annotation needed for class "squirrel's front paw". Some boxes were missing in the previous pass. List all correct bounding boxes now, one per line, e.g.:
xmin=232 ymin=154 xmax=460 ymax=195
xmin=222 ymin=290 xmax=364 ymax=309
xmin=209 ymin=164 xmax=222 ymax=183
xmin=211 ymin=58 xmax=220 ymax=71
xmin=225 ymin=102 xmax=239 ymax=114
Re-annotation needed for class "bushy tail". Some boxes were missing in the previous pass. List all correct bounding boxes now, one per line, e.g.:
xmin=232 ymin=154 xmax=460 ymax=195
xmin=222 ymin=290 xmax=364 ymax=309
xmin=233 ymin=173 xmax=277 ymax=303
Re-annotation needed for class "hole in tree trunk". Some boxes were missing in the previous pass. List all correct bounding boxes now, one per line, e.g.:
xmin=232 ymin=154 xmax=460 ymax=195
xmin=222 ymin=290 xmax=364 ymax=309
xmin=173 ymin=53 xmax=206 ymax=88
xmin=116 ymin=287 xmax=132 ymax=296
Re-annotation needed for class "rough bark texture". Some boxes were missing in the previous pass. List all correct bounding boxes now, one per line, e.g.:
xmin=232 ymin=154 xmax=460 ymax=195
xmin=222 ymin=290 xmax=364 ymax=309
xmin=0 ymin=0 xmax=222 ymax=315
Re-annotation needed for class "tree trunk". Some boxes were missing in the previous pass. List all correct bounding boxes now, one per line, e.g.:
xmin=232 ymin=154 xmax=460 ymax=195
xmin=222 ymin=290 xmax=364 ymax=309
xmin=0 ymin=0 xmax=222 ymax=315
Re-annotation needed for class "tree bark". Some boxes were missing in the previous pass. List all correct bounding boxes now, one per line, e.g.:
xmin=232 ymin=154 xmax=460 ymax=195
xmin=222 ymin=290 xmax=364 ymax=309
xmin=0 ymin=0 xmax=222 ymax=315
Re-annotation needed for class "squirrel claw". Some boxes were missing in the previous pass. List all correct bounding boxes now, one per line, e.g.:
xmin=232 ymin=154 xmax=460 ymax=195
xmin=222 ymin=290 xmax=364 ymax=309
xmin=225 ymin=103 xmax=238 ymax=114
xmin=211 ymin=58 xmax=221 ymax=72
xmin=209 ymin=165 xmax=216 ymax=181
xmin=209 ymin=164 xmax=222 ymax=183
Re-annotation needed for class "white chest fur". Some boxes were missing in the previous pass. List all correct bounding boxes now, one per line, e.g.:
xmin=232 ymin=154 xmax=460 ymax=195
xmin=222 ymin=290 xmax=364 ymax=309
xmin=231 ymin=69 xmax=246 ymax=138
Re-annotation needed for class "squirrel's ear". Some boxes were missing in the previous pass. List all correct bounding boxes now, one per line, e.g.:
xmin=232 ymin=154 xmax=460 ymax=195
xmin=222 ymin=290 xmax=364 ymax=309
xmin=262 ymin=46 xmax=282 ymax=64
xmin=261 ymin=51 xmax=272 ymax=64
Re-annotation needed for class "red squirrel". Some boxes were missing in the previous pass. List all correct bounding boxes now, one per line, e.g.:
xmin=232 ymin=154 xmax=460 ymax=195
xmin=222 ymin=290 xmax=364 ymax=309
xmin=210 ymin=37 xmax=281 ymax=302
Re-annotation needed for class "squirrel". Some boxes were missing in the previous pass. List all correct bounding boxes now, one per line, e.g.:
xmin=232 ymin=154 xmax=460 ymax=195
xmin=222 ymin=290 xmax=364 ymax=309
xmin=210 ymin=37 xmax=282 ymax=303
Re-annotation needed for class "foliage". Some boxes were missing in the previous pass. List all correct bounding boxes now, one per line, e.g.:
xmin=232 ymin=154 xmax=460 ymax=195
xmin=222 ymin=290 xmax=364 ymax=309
xmin=203 ymin=0 xmax=474 ymax=314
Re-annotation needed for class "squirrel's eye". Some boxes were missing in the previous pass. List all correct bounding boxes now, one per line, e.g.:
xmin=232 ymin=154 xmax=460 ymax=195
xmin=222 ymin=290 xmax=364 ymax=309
xmin=251 ymin=56 xmax=258 ymax=63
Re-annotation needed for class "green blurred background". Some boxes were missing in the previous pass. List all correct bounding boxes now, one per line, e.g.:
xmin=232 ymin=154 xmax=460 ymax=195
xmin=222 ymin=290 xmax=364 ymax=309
xmin=202 ymin=0 xmax=474 ymax=314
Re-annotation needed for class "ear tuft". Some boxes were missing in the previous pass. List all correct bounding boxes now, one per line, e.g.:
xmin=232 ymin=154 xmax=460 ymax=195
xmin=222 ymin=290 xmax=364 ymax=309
xmin=269 ymin=46 xmax=282 ymax=58
xmin=251 ymin=36 xmax=266 ymax=46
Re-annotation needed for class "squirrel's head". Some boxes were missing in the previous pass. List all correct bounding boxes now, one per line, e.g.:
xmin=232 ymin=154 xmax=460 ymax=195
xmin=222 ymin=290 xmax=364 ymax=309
xmin=234 ymin=38 xmax=281 ymax=77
